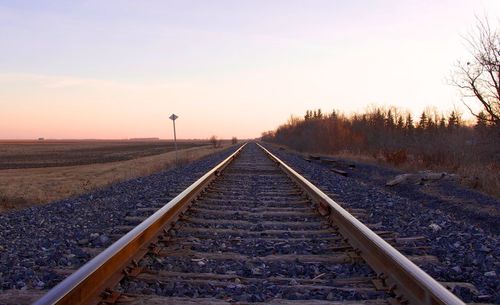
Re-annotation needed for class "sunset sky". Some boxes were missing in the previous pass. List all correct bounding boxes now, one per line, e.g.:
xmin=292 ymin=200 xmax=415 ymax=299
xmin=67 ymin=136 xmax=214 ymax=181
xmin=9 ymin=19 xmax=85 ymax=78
xmin=1 ymin=1 xmax=499 ymax=139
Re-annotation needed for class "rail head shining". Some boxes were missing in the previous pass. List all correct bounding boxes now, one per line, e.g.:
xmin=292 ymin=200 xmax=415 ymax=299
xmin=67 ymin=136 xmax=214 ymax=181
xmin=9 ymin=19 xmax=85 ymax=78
xmin=34 ymin=143 xmax=247 ymax=305
xmin=257 ymin=143 xmax=465 ymax=305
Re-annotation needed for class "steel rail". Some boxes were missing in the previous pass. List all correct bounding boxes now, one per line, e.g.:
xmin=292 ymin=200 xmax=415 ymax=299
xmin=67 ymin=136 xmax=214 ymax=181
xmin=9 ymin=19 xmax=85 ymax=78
xmin=257 ymin=143 xmax=465 ymax=305
xmin=33 ymin=143 xmax=247 ymax=305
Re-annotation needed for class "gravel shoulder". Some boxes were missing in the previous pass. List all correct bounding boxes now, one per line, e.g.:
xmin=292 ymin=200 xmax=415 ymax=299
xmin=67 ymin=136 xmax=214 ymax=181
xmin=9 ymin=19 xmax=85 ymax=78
xmin=328 ymin=154 xmax=499 ymax=235
xmin=0 ymin=145 xmax=240 ymax=301
xmin=263 ymin=144 xmax=499 ymax=304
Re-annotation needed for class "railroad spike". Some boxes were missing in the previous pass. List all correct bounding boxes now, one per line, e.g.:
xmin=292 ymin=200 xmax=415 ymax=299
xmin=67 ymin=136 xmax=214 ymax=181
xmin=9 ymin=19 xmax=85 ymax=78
xmin=100 ymin=288 xmax=121 ymax=304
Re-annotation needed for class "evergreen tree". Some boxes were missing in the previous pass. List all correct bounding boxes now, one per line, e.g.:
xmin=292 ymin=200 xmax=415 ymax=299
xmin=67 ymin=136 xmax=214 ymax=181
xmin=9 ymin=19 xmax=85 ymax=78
xmin=418 ymin=111 xmax=427 ymax=129
xmin=386 ymin=110 xmax=395 ymax=129
xmin=427 ymin=115 xmax=436 ymax=130
xmin=330 ymin=109 xmax=337 ymax=120
xmin=396 ymin=115 xmax=404 ymax=129
xmin=439 ymin=116 xmax=446 ymax=130
xmin=448 ymin=111 xmax=460 ymax=130
xmin=405 ymin=113 xmax=414 ymax=131
xmin=475 ymin=111 xmax=488 ymax=134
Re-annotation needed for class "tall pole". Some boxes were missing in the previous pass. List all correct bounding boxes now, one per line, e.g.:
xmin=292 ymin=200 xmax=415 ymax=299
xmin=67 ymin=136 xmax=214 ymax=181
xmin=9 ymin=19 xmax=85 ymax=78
xmin=169 ymin=114 xmax=179 ymax=165
xmin=173 ymin=119 xmax=177 ymax=164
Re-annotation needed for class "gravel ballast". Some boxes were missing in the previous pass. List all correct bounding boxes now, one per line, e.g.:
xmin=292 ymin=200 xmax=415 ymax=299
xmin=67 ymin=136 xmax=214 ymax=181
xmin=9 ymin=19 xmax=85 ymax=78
xmin=0 ymin=146 xmax=240 ymax=293
xmin=119 ymin=144 xmax=387 ymax=302
xmin=263 ymin=144 xmax=499 ymax=304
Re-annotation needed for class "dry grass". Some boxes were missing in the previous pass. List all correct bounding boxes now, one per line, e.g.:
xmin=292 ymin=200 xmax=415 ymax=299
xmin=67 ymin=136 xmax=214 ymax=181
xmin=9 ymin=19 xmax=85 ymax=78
xmin=274 ymin=144 xmax=500 ymax=200
xmin=339 ymin=152 xmax=499 ymax=199
xmin=0 ymin=145 xmax=230 ymax=212
xmin=452 ymin=163 xmax=499 ymax=199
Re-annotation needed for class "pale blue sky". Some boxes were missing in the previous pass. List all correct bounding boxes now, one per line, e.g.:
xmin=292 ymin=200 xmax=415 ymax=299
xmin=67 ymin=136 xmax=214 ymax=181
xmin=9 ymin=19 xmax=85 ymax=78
xmin=1 ymin=1 xmax=499 ymax=138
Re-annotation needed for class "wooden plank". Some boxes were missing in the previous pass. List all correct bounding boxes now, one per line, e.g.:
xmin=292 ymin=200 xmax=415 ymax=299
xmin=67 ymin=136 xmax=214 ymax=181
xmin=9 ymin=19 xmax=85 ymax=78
xmin=81 ymin=247 xmax=104 ymax=256
xmin=385 ymin=174 xmax=414 ymax=186
xmin=206 ymin=186 xmax=298 ymax=193
xmin=50 ymin=268 xmax=77 ymax=276
xmin=320 ymin=158 xmax=338 ymax=164
xmin=177 ymin=227 xmax=337 ymax=236
xmin=117 ymin=295 xmax=231 ymax=305
xmin=136 ymin=270 xmax=374 ymax=286
xmin=0 ymin=290 xmax=47 ymax=305
xmin=156 ymin=250 xmax=352 ymax=263
xmin=407 ymin=255 xmax=439 ymax=264
xmin=167 ymin=239 xmax=351 ymax=253
xmin=183 ymin=217 xmax=326 ymax=227
xmin=265 ymin=300 xmax=389 ymax=305
xmin=392 ymin=236 xmax=427 ymax=244
xmin=169 ymin=236 xmax=343 ymax=243
xmin=109 ymin=233 xmax=125 ymax=240
xmin=189 ymin=207 xmax=318 ymax=217
xmin=331 ymin=168 xmax=348 ymax=176
xmin=117 ymin=295 xmax=390 ymax=305
xmin=262 ymin=299 xmax=389 ymax=305
xmin=197 ymin=198 xmax=310 ymax=206
xmin=137 ymin=207 xmax=160 ymax=213
xmin=309 ymin=155 xmax=321 ymax=160
xmin=112 ymin=225 xmax=136 ymax=232
xmin=124 ymin=216 xmax=146 ymax=224
xmin=256 ymin=190 xmax=303 ymax=196
xmin=133 ymin=274 xmax=376 ymax=292
xmin=190 ymin=205 xmax=314 ymax=213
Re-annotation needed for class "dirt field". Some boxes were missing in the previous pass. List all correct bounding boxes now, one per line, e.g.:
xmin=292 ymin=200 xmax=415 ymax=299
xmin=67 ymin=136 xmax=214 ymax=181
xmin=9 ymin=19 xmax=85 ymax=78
xmin=0 ymin=140 xmax=231 ymax=212
xmin=0 ymin=139 xmax=207 ymax=169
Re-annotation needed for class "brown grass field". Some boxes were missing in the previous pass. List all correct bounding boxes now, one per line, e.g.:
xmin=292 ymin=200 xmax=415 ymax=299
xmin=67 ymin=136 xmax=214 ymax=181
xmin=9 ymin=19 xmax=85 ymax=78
xmin=0 ymin=140 xmax=231 ymax=212
xmin=0 ymin=139 xmax=207 ymax=169
xmin=279 ymin=144 xmax=499 ymax=200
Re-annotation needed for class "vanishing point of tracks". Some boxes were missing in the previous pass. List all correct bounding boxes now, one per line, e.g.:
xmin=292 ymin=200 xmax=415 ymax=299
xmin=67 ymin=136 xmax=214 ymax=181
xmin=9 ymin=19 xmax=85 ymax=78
xmin=35 ymin=143 xmax=465 ymax=305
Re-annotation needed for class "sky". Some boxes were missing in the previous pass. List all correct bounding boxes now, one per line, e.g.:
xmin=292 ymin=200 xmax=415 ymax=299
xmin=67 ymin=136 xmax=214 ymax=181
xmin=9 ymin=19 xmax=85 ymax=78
xmin=1 ymin=1 xmax=499 ymax=139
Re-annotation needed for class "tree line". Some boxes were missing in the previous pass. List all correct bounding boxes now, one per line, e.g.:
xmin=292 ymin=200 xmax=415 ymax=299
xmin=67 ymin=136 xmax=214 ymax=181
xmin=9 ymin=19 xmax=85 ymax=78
xmin=262 ymin=17 xmax=499 ymax=197
xmin=261 ymin=107 xmax=498 ymax=167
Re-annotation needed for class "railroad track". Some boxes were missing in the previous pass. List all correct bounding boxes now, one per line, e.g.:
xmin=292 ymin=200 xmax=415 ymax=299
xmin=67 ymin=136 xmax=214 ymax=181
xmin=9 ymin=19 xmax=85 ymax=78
xmin=34 ymin=143 xmax=465 ymax=305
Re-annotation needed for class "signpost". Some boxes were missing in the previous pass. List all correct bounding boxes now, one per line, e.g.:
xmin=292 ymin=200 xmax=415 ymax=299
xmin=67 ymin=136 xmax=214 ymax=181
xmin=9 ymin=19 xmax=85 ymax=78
xmin=169 ymin=114 xmax=178 ymax=165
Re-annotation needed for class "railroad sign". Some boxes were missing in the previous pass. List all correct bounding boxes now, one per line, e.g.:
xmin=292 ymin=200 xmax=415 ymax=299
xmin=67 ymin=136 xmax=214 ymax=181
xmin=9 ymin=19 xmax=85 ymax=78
xmin=170 ymin=113 xmax=179 ymax=165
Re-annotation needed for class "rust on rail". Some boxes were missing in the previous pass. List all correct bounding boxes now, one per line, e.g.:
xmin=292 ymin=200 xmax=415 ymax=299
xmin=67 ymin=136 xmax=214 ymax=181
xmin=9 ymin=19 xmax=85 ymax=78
xmin=33 ymin=144 xmax=246 ymax=305
xmin=256 ymin=143 xmax=464 ymax=305
xmin=35 ymin=142 xmax=465 ymax=305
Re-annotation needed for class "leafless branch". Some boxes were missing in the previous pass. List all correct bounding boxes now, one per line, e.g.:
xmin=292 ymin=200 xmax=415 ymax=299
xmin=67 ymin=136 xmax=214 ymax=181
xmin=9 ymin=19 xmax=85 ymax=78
xmin=451 ymin=16 xmax=500 ymax=125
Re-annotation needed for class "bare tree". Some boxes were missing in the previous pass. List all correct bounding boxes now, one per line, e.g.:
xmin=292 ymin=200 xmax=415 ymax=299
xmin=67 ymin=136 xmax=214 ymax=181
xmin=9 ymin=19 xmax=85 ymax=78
xmin=452 ymin=17 xmax=500 ymax=125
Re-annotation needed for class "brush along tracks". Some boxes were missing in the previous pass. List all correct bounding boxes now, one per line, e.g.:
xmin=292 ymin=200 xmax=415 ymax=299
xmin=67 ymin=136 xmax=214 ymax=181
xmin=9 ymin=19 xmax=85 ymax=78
xmin=34 ymin=143 xmax=465 ymax=305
